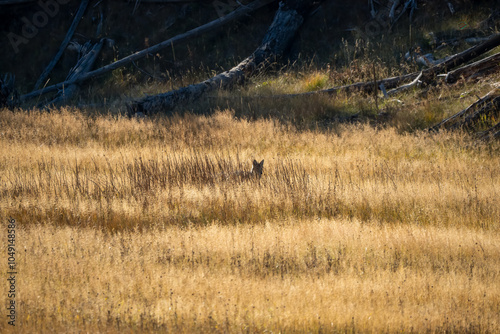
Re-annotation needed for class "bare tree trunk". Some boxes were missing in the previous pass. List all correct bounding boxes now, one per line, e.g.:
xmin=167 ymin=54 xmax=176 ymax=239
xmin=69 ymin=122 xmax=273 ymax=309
xmin=33 ymin=0 xmax=89 ymax=90
xmin=128 ymin=0 xmax=314 ymax=115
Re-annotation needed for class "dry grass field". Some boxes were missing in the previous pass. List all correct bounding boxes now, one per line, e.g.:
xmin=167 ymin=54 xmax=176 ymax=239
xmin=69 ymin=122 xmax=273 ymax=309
xmin=1 ymin=107 xmax=499 ymax=332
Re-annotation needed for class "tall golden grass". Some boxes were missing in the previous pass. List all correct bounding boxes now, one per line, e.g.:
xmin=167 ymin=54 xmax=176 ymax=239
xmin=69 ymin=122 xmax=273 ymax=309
xmin=1 ymin=108 xmax=499 ymax=332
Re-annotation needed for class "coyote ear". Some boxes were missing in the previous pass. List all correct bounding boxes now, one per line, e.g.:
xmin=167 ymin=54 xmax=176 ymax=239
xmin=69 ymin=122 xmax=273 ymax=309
xmin=253 ymin=159 xmax=258 ymax=164
xmin=260 ymin=159 xmax=264 ymax=165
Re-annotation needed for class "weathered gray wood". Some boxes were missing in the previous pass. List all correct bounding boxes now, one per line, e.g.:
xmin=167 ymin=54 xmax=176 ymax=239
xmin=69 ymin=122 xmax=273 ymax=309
xmin=33 ymin=0 xmax=89 ymax=90
xmin=44 ymin=39 xmax=105 ymax=107
xmin=128 ymin=0 xmax=312 ymax=114
xmin=445 ymin=52 xmax=500 ymax=84
xmin=423 ymin=34 xmax=500 ymax=79
xmin=20 ymin=0 xmax=276 ymax=103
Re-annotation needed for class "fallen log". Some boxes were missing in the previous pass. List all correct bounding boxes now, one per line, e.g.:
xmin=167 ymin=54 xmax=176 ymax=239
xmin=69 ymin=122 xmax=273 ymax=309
xmin=20 ymin=0 xmax=277 ymax=103
xmin=445 ymin=51 xmax=500 ymax=84
xmin=128 ymin=0 xmax=314 ymax=115
xmin=421 ymin=33 xmax=500 ymax=80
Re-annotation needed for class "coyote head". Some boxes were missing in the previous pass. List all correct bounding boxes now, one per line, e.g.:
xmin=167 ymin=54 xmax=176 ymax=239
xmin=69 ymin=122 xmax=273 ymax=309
xmin=251 ymin=159 xmax=264 ymax=177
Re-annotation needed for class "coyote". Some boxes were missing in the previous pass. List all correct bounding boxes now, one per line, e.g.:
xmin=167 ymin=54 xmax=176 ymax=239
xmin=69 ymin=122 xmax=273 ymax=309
xmin=234 ymin=159 xmax=264 ymax=180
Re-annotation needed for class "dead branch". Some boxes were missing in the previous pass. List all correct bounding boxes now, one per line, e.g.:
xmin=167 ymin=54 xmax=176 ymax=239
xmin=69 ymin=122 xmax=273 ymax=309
xmin=383 ymin=71 xmax=423 ymax=97
xmin=419 ymin=34 xmax=500 ymax=82
xmin=33 ymin=0 xmax=89 ymax=90
xmin=478 ymin=122 xmax=500 ymax=140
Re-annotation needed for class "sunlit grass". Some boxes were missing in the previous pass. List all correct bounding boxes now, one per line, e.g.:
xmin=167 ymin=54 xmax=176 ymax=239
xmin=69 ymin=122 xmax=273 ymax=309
xmin=1 ymin=108 xmax=499 ymax=231
xmin=0 ymin=107 xmax=499 ymax=332
xmin=4 ymin=218 xmax=500 ymax=332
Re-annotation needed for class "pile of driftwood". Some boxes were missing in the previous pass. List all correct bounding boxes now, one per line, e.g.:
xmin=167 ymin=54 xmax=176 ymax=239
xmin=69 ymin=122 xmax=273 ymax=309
xmin=2 ymin=0 xmax=499 ymax=138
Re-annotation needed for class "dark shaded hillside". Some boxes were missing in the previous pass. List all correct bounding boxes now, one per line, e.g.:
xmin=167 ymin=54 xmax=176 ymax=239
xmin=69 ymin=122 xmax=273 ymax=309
xmin=0 ymin=1 xmax=275 ymax=91
xmin=0 ymin=0 xmax=498 ymax=97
